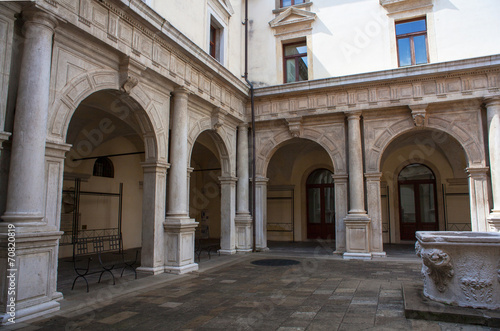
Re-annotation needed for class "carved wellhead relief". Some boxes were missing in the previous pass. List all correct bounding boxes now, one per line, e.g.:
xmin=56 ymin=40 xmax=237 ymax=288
xmin=417 ymin=247 xmax=454 ymax=292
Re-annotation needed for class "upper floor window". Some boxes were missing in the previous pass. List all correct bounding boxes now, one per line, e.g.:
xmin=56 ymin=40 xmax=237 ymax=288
xmin=93 ymin=157 xmax=114 ymax=178
xmin=284 ymin=42 xmax=308 ymax=83
xmin=281 ymin=0 xmax=305 ymax=7
xmin=396 ymin=18 xmax=428 ymax=67
xmin=209 ymin=17 xmax=223 ymax=63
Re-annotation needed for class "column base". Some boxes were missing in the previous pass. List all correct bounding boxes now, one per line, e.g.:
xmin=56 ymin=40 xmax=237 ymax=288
xmin=235 ymin=214 xmax=253 ymax=252
xmin=344 ymin=213 xmax=371 ymax=254
xmin=236 ymin=248 xmax=253 ymax=253
xmin=487 ymin=211 xmax=500 ymax=232
xmin=164 ymin=263 xmax=198 ymax=275
xmin=2 ymin=299 xmax=60 ymax=325
xmin=256 ymin=247 xmax=269 ymax=252
xmin=371 ymin=251 xmax=387 ymax=258
xmin=136 ymin=266 xmax=165 ymax=275
xmin=219 ymin=249 xmax=237 ymax=255
xmin=343 ymin=252 xmax=372 ymax=260
xmin=1 ymin=212 xmax=45 ymax=227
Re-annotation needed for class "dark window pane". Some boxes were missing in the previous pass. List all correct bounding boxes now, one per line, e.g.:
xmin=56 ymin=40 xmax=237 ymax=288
xmin=282 ymin=0 xmax=292 ymax=7
xmin=419 ymin=184 xmax=436 ymax=223
xmin=400 ymin=185 xmax=416 ymax=223
xmin=307 ymin=169 xmax=334 ymax=184
xmin=396 ymin=19 xmax=426 ymax=35
xmin=399 ymin=164 xmax=434 ymax=180
xmin=294 ymin=0 xmax=305 ymax=4
xmin=324 ymin=187 xmax=334 ymax=224
xmin=397 ymin=38 xmax=411 ymax=66
xmin=284 ymin=44 xmax=306 ymax=56
xmin=414 ymin=35 xmax=428 ymax=64
xmin=286 ymin=59 xmax=296 ymax=83
xmin=298 ymin=56 xmax=308 ymax=81
xmin=308 ymin=188 xmax=321 ymax=224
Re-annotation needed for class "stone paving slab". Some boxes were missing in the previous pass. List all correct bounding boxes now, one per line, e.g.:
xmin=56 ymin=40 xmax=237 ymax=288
xmin=403 ymin=283 xmax=500 ymax=328
xmin=6 ymin=253 xmax=499 ymax=331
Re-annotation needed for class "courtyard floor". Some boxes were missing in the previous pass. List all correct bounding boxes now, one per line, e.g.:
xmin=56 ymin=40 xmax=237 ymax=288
xmin=5 ymin=242 xmax=497 ymax=330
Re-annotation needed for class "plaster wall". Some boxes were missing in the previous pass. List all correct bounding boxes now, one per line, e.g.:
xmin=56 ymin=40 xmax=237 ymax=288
xmin=60 ymin=136 xmax=143 ymax=258
xmin=148 ymin=0 xmax=244 ymax=78
xmin=248 ymin=0 xmax=500 ymax=86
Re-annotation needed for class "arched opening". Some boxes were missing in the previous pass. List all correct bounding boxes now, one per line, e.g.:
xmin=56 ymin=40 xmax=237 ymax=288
xmin=306 ymin=169 xmax=335 ymax=239
xmin=380 ymin=129 xmax=470 ymax=243
xmin=398 ymin=164 xmax=438 ymax=240
xmin=266 ymin=138 xmax=334 ymax=242
xmin=59 ymin=90 xmax=150 ymax=275
xmin=189 ymin=131 xmax=222 ymax=245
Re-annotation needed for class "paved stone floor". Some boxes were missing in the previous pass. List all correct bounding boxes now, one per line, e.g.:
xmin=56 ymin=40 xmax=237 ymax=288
xmin=6 ymin=243 xmax=498 ymax=330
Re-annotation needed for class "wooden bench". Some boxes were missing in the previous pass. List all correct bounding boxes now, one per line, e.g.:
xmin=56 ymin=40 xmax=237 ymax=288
xmin=72 ymin=235 xmax=138 ymax=292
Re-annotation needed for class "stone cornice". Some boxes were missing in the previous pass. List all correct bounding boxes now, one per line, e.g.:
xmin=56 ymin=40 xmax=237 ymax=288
xmin=251 ymin=55 xmax=500 ymax=122
xmin=269 ymin=7 xmax=316 ymax=28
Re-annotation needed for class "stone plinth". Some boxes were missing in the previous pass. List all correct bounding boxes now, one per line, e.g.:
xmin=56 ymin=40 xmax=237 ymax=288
xmin=416 ymin=231 xmax=500 ymax=310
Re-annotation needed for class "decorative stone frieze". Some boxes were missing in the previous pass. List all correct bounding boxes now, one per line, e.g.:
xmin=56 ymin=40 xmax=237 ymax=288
xmin=253 ymin=57 xmax=500 ymax=122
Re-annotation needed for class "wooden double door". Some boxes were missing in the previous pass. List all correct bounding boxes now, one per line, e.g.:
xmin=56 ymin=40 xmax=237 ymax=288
xmin=306 ymin=169 xmax=335 ymax=240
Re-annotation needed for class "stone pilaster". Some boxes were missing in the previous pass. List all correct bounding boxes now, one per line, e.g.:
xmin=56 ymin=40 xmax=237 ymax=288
xmin=365 ymin=172 xmax=386 ymax=257
xmin=332 ymin=174 xmax=348 ymax=253
xmin=219 ymin=176 xmax=237 ymax=255
xmin=485 ymin=97 xmax=500 ymax=231
xmin=255 ymin=177 xmax=269 ymax=251
xmin=0 ymin=8 xmax=62 ymax=323
xmin=467 ymin=167 xmax=491 ymax=232
xmin=165 ymin=87 xmax=197 ymax=274
xmin=344 ymin=111 xmax=371 ymax=259
xmin=235 ymin=124 xmax=252 ymax=252
xmin=137 ymin=162 xmax=169 ymax=275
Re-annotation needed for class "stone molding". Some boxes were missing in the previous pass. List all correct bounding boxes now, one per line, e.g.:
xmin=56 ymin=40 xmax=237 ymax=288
xmin=269 ymin=6 xmax=316 ymax=28
xmin=253 ymin=56 xmax=500 ymax=122
xmin=379 ymin=0 xmax=433 ymax=15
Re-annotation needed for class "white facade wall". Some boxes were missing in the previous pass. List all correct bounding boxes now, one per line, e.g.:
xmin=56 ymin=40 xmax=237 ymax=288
xmin=247 ymin=0 xmax=500 ymax=87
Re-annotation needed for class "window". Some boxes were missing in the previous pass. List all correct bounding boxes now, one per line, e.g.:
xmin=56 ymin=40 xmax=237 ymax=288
xmin=93 ymin=157 xmax=114 ymax=178
xmin=283 ymin=42 xmax=308 ymax=83
xmin=396 ymin=18 xmax=428 ymax=67
xmin=209 ymin=18 xmax=223 ymax=62
xmin=281 ymin=0 xmax=305 ymax=7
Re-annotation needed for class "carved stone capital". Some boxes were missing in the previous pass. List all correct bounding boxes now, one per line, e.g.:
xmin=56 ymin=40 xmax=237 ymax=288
xmin=121 ymin=76 xmax=139 ymax=94
xmin=285 ymin=117 xmax=303 ymax=138
xmin=409 ymin=104 xmax=428 ymax=127
xmin=212 ymin=107 xmax=228 ymax=133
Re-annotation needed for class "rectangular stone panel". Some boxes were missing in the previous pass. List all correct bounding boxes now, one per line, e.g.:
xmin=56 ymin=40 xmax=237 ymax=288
xmin=18 ymin=251 xmax=50 ymax=301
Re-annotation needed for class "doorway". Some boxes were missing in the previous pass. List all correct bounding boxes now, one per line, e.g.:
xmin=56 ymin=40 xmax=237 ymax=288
xmin=398 ymin=164 xmax=438 ymax=240
xmin=306 ymin=169 xmax=335 ymax=240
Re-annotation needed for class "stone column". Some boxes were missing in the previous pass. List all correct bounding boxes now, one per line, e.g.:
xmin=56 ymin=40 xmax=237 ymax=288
xmin=137 ymin=162 xmax=168 ymax=275
xmin=344 ymin=111 xmax=371 ymax=259
xmin=332 ymin=174 xmax=348 ymax=253
xmin=365 ymin=172 xmax=386 ymax=257
xmin=467 ymin=167 xmax=490 ymax=232
xmin=186 ymin=167 xmax=194 ymax=213
xmin=164 ymin=87 xmax=198 ymax=274
xmin=2 ymin=9 xmax=57 ymax=226
xmin=485 ymin=97 xmax=500 ymax=231
xmin=219 ymin=176 xmax=237 ymax=254
xmin=0 ymin=9 xmax=62 ymax=324
xmin=255 ymin=177 xmax=269 ymax=251
xmin=235 ymin=124 xmax=252 ymax=252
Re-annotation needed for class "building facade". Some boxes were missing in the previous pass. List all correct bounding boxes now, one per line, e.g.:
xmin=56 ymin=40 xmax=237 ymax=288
xmin=0 ymin=0 xmax=499 ymax=323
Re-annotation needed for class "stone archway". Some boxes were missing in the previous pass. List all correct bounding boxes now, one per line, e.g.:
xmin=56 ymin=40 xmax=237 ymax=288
xmin=46 ymin=70 xmax=172 ymax=275
xmin=188 ymin=126 xmax=236 ymax=254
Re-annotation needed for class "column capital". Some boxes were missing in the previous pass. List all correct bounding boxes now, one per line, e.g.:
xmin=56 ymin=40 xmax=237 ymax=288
xmin=141 ymin=161 xmax=170 ymax=173
xmin=365 ymin=172 xmax=383 ymax=181
xmin=484 ymin=96 xmax=500 ymax=108
xmin=332 ymin=174 xmax=348 ymax=182
xmin=238 ymin=122 xmax=249 ymax=130
xmin=253 ymin=177 xmax=269 ymax=184
xmin=466 ymin=167 xmax=489 ymax=178
xmin=45 ymin=141 xmax=71 ymax=159
xmin=345 ymin=110 xmax=362 ymax=120
xmin=219 ymin=176 xmax=238 ymax=184
xmin=173 ymin=86 xmax=190 ymax=98
xmin=22 ymin=7 xmax=58 ymax=34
